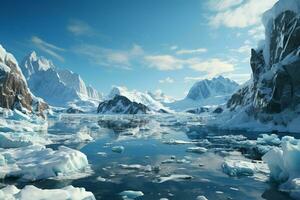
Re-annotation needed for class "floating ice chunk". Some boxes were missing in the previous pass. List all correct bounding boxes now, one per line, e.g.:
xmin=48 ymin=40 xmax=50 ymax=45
xmin=163 ymin=139 xmax=193 ymax=145
xmin=0 ymin=185 xmax=95 ymax=200
xmin=262 ymin=136 xmax=300 ymax=199
xmin=97 ymin=152 xmax=107 ymax=157
xmin=0 ymin=145 xmax=90 ymax=180
xmin=112 ymin=146 xmax=125 ymax=153
xmin=257 ymin=134 xmax=281 ymax=145
xmin=119 ymin=164 xmax=152 ymax=172
xmin=186 ymin=147 xmax=208 ymax=154
xmin=0 ymin=132 xmax=52 ymax=148
xmin=222 ymin=160 xmax=256 ymax=176
xmin=119 ymin=190 xmax=144 ymax=200
xmin=196 ymin=196 xmax=208 ymax=200
xmin=96 ymin=176 xmax=106 ymax=182
xmin=158 ymin=174 xmax=193 ymax=183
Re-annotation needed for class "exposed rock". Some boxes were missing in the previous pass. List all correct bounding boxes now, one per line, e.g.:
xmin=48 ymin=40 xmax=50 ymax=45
xmin=213 ymin=107 xmax=223 ymax=114
xmin=227 ymin=1 xmax=300 ymax=125
xmin=65 ymin=107 xmax=84 ymax=114
xmin=0 ymin=45 xmax=48 ymax=117
xmin=97 ymin=95 xmax=150 ymax=114
xmin=186 ymin=107 xmax=209 ymax=114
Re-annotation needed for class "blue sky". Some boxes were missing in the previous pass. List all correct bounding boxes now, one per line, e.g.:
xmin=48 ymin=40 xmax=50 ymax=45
xmin=0 ymin=0 xmax=278 ymax=99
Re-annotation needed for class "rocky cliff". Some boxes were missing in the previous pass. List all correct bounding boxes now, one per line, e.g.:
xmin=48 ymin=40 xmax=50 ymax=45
xmin=227 ymin=0 xmax=300 ymax=125
xmin=0 ymin=45 xmax=48 ymax=116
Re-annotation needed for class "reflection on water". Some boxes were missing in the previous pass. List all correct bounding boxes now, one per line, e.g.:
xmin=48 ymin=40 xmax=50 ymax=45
xmin=12 ymin=114 xmax=298 ymax=199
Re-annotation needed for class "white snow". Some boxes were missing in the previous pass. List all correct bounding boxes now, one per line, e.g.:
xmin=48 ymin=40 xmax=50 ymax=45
xmin=166 ymin=76 xmax=238 ymax=111
xmin=20 ymin=51 xmax=101 ymax=110
xmin=0 ymin=132 xmax=51 ymax=148
xmin=0 ymin=185 xmax=95 ymax=200
xmin=0 ymin=145 xmax=90 ymax=180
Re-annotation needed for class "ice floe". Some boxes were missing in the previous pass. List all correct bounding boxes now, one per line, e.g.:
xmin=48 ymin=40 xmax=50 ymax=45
xmin=0 ymin=144 xmax=90 ymax=180
xmin=262 ymin=136 xmax=300 ymax=199
xmin=0 ymin=132 xmax=51 ymax=148
xmin=112 ymin=145 xmax=125 ymax=153
xmin=119 ymin=190 xmax=144 ymax=200
xmin=158 ymin=174 xmax=193 ymax=183
xmin=0 ymin=185 xmax=95 ymax=200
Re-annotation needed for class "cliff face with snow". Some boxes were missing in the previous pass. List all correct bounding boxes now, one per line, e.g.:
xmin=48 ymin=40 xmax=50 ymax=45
xmin=0 ymin=45 xmax=48 ymax=116
xmin=20 ymin=52 xmax=101 ymax=109
xmin=226 ymin=0 xmax=300 ymax=128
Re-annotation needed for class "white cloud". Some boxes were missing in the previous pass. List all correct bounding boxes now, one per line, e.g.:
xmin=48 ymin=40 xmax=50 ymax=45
xmin=67 ymin=20 xmax=94 ymax=36
xmin=188 ymin=58 xmax=235 ymax=77
xmin=170 ymin=45 xmax=178 ymax=50
xmin=176 ymin=48 xmax=207 ymax=55
xmin=208 ymin=0 xmax=244 ymax=11
xmin=31 ymin=36 xmax=65 ymax=62
xmin=159 ymin=77 xmax=174 ymax=84
xmin=209 ymin=0 xmax=278 ymax=28
xmin=231 ymin=44 xmax=252 ymax=54
xmin=144 ymin=55 xmax=184 ymax=71
xmin=248 ymin=25 xmax=265 ymax=40
xmin=73 ymin=44 xmax=143 ymax=69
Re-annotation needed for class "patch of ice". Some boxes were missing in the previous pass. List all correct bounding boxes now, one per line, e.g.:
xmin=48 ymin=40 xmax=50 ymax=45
xmin=112 ymin=146 xmax=125 ymax=153
xmin=163 ymin=139 xmax=193 ymax=145
xmin=186 ymin=147 xmax=208 ymax=154
xmin=262 ymin=136 xmax=300 ymax=199
xmin=0 ymin=185 xmax=95 ymax=200
xmin=0 ymin=132 xmax=51 ymax=148
xmin=158 ymin=174 xmax=193 ymax=183
xmin=119 ymin=190 xmax=144 ymax=200
xmin=196 ymin=196 xmax=208 ymax=200
xmin=0 ymin=145 xmax=90 ymax=180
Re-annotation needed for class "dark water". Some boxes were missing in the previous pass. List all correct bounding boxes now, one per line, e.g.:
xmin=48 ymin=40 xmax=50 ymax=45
xmin=8 ymin=114 xmax=299 ymax=200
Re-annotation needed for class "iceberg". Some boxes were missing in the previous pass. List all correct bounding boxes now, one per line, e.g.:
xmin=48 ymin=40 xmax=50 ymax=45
xmin=0 ymin=185 xmax=95 ymax=200
xmin=0 ymin=145 xmax=90 ymax=181
xmin=262 ymin=136 xmax=300 ymax=199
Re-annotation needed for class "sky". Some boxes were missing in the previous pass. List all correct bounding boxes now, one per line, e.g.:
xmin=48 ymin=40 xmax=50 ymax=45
xmin=0 ymin=0 xmax=278 ymax=99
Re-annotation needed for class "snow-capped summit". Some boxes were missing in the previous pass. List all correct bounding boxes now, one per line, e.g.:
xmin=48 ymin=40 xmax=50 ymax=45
xmin=20 ymin=51 xmax=101 ymax=110
xmin=106 ymin=86 xmax=170 ymax=112
xmin=167 ymin=76 xmax=239 ymax=111
xmin=186 ymin=76 xmax=238 ymax=101
xmin=21 ymin=51 xmax=54 ymax=78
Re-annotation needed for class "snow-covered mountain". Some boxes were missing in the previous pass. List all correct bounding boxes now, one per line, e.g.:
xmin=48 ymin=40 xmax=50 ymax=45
xmin=147 ymin=90 xmax=175 ymax=104
xmin=105 ymin=86 xmax=171 ymax=113
xmin=97 ymin=95 xmax=150 ymax=114
xmin=20 ymin=52 xmax=102 ymax=110
xmin=0 ymin=45 xmax=48 ymax=117
xmin=167 ymin=76 xmax=239 ymax=111
xmin=214 ymin=0 xmax=300 ymax=132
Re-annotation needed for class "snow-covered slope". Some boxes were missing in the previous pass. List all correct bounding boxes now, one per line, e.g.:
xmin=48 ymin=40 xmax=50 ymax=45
xmin=106 ymin=86 xmax=170 ymax=112
xmin=147 ymin=90 xmax=175 ymax=104
xmin=167 ymin=76 xmax=239 ymax=111
xmin=20 ymin=52 xmax=101 ymax=110
xmin=213 ymin=0 xmax=300 ymax=132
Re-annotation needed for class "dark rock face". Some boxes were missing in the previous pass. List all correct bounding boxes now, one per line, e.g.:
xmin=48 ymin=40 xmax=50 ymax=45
xmin=0 ymin=47 xmax=48 ymax=117
xmin=227 ymin=9 xmax=300 ymax=121
xmin=213 ymin=107 xmax=223 ymax=114
xmin=97 ymin=95 xmax=150 ymax=114
xmin=66 ymin=107 xmax=84 ymax=114
xmin=186 ymin=107 xmax=209 ymax=114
